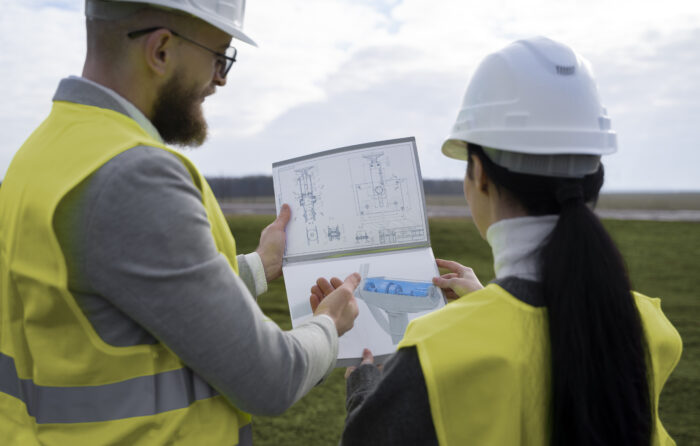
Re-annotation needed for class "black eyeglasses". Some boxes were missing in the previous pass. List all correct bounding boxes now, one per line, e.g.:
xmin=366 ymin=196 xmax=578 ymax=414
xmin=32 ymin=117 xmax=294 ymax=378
xmin=127 ymin=27 xmax=237 ymax=78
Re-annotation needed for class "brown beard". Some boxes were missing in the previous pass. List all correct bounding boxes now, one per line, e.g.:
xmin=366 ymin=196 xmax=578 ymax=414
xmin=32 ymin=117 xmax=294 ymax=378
xmin=151 ymin=71 xmax=208 ymax=147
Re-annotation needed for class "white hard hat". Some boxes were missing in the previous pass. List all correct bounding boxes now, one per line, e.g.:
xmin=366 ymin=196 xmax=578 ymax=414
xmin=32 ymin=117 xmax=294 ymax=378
xmin=86 ymin=0 xmax=256 ymax=46
xmin=442 ymin=36 xmax=616 ymax=177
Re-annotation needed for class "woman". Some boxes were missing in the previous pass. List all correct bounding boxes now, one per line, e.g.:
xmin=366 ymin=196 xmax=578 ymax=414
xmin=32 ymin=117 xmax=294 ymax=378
xmin=312 ymin=37 xmax=682 ymax=445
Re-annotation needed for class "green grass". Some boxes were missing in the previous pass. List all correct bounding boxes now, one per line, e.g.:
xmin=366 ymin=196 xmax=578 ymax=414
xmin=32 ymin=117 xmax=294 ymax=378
xmin=227 ymin=216 xmax=700 ymax=445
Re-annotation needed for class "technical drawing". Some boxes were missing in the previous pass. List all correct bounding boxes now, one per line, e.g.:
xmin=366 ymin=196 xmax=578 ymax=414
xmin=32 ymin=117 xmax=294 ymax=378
xmin=306 ymin=226 xmax=319 ymax=244
xmin=275 ymin=140 xmax=427 ymax=259
xmin=352 ymin=152 xmax=406 ymax=217
xmin=327 ymin=225 xmax=341 ymax=241
xmin=295 ymin=166 xmax=319 ymax=222
xmin=378 ymin=226 xmax=425 ymax=245
xmin=355 ymin=230 xmax=371 ymax=244
xmin=294 ymin=166 xmax=322 ymax=244
xmin=354 ymin=264 xmax=442 ymax=344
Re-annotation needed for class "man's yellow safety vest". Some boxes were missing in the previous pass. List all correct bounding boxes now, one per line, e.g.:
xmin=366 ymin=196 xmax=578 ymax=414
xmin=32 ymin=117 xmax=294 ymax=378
xmin=399 ymin=284 xmax=682 ymax=446
xmin=0 ymin=100 xmax=252 ymax=445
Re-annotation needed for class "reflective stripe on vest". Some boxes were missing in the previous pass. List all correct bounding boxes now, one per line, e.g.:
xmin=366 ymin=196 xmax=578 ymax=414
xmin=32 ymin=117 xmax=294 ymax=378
xmin=0 ymin=352 xmax=218 ymax=424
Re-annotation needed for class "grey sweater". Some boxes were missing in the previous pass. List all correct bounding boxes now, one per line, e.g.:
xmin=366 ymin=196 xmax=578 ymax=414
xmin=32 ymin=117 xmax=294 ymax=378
xmin=51 ymin=77 xmax=337 ymax=416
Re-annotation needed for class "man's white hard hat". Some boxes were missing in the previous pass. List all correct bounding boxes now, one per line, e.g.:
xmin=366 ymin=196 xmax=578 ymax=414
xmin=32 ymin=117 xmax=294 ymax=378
xmin=442 ymin=36 xmax=616 ymax=177
xmin=85 ymin=0 xmax=256 ymax=46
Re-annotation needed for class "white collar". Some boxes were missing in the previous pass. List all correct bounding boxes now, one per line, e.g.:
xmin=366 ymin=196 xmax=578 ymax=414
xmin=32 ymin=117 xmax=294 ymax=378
xmin=69 ymin=75 xmax=164 ymax=143
xmin=485 ymin=215 xmax=559 ymax=281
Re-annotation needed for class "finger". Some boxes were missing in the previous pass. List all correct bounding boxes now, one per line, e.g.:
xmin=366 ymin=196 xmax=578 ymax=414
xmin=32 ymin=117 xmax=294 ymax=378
xmin=360 ymin=348 xmax=374 ymax=365
xmin=434 ymin=275 xmax=465 ymax=288
xmin=316 ymin=277 xmax=335 ymax=296
xmin=341 ymin=272 xmax=362 ymax=291
xmin=441 ymin=273 xmax=458 ymax=280
xmin=330 ymin=277 xmax=343 ymax=288
xmin=435 ymin=258 xmax=465 ymax=273
xmin=344 ymin=366 xmax=357 ymax=379
xmin=432 ymin=276 xmax=451 ymax=288
xmin=457 ymin=265 xmax=475 ymax=279
xmin=273 ymin=203 xmax=292 ymax=228
xmin=310 ymin=284 xmax=322 ymax=298
xmin=309 ymin=294 xmax=320 ymax=312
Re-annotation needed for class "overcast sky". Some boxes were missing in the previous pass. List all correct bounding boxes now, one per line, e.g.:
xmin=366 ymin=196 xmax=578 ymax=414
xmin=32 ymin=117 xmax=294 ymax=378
xmin=2 ymin=0 xmax=699 ymax=191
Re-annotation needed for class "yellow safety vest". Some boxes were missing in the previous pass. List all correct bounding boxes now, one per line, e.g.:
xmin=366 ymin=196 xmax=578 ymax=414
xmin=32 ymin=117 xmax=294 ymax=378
xmin=399 ymin=284 xmax=682 ymax=446
xmin=0 ymin=100 xmax=251 ymax=445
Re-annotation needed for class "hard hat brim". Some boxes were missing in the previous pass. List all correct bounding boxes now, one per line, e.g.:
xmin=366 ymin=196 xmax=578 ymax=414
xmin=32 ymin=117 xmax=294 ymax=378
xmin=443 ymin=129 xmax=617 ymax=157
xmin=441 ymin=139 xmax=468 ymax=161
xmin=98 ymin=0 xmax=258 ymax=47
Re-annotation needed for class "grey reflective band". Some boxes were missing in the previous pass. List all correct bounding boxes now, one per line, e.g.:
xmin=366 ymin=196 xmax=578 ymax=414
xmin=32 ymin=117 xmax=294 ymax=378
xmin=482 ymin=146 xmax=601 ymax=178
xmin=0 ymin=352 xmax=227 ymax=425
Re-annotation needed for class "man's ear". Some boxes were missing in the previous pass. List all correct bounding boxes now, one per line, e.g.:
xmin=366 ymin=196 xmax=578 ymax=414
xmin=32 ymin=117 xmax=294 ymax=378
xmin=142 ymin=29 xmax=176 ymax=76
xmin=471 ymin=155 xmax=490 ymax=194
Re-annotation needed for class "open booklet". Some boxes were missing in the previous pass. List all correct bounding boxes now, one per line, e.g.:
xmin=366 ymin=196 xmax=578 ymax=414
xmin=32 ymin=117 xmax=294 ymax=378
xmin=272 ymin=137 xmax=446 ymax=366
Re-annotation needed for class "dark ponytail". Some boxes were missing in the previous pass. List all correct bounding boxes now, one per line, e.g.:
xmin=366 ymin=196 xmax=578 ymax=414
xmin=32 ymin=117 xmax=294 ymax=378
xmin=467 ymin=144 xmax=652 ymax=445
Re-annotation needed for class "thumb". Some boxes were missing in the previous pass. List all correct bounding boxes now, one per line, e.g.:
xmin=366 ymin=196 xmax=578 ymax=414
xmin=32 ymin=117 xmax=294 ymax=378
xmin=275 ymin=204 xmax=292 ymax=227
xmin=342 ymin=272 xmax=362 ymax=292
xmin=360 ymin=348 xmax=374 ymax=365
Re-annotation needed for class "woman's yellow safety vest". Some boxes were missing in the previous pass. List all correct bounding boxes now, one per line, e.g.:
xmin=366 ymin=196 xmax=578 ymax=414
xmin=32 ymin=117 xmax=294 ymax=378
xmin=0 ymin=101 xmax=252 ymax=445
xmin=399 ymin=284 xmax=682 ymax=446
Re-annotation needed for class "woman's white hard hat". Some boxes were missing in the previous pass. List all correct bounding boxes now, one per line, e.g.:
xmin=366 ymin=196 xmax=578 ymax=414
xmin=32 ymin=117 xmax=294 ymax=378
xmin=85 ymin=0 xmax=257 ymax=47
xmin=442 ymin=36 xmax=616 ymax=177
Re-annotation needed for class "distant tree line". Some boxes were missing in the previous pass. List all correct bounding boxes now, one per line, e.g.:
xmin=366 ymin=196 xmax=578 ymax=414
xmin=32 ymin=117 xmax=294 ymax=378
xmin=422 ymin=179 xmax=463 ymax=195
xmin=206 ymin=176 xmax=463 ymax=199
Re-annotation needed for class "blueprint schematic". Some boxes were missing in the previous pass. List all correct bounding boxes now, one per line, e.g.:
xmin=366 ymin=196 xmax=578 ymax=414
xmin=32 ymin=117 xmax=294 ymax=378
xmin=273 ymin=137 xmax=445 ymax=366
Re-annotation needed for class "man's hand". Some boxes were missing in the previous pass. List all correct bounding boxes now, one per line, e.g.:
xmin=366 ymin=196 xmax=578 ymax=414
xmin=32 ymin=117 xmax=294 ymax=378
xmin=255 ymin=204 xmax=291 ymax=283
xmin=310 ymin=273 xmax=361 ymax=337
xmin=432 ymin=258 xmax=484 ymax=301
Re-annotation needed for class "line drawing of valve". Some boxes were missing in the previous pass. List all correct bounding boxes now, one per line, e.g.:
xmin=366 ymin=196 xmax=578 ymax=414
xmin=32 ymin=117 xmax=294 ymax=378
xmin=354 ymin=263 xmax=443 ymax=344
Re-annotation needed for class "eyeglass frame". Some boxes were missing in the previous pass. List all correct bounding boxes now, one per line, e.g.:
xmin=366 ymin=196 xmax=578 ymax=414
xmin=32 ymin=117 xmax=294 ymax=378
xmin=127 ymin=27 xmax=237 ymax=78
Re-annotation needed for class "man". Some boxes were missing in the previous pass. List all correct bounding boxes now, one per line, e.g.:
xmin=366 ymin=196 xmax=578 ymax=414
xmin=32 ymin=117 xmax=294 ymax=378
xmin=0 ymin=1 xmax=359 ymax=444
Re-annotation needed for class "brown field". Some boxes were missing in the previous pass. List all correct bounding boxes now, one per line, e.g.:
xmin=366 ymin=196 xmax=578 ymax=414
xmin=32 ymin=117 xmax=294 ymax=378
xmin=426 ymin=192 xmax=700 ymax=210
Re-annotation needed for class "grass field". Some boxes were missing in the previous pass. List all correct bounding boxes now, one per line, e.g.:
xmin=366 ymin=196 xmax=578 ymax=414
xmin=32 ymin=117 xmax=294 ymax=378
xmin=227 ymin=215 xmax=700 ymax=445
xmin=221 ymin=192 xmax=700 ymax=210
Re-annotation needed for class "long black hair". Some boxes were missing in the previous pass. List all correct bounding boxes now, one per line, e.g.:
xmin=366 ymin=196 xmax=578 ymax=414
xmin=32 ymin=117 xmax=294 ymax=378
xmin=467 ymin=144 xmax=652 ymax=445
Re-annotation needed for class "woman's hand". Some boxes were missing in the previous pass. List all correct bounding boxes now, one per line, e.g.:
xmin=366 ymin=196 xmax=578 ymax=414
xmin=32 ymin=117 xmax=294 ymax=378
xmin=345 ymin=348 xmax=377 ymax=379
xmin=433 ymin=258 xmax=484 ymax=301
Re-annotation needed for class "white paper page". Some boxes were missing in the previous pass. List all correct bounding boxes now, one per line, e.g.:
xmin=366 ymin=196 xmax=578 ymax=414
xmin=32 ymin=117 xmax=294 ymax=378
xmin=283 ymin=247 xmax=445 ymax=364
xmin=273 ymin=139 xmax=427 ymax=261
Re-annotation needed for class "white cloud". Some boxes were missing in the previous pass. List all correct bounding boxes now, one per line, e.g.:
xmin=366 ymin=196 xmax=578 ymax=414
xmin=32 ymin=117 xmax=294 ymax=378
xmin=2 ymin=0 xmax=700 ymax=191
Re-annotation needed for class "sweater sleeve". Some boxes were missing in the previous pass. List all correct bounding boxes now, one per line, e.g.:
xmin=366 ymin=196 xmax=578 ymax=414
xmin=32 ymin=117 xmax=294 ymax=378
xmin=80 ymin=146 xmax=337 ymax=415
xmin=236 ymin=252 xmax=268 ymax=297
xmin=342 ymin=347 xmax=438 ymax=446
